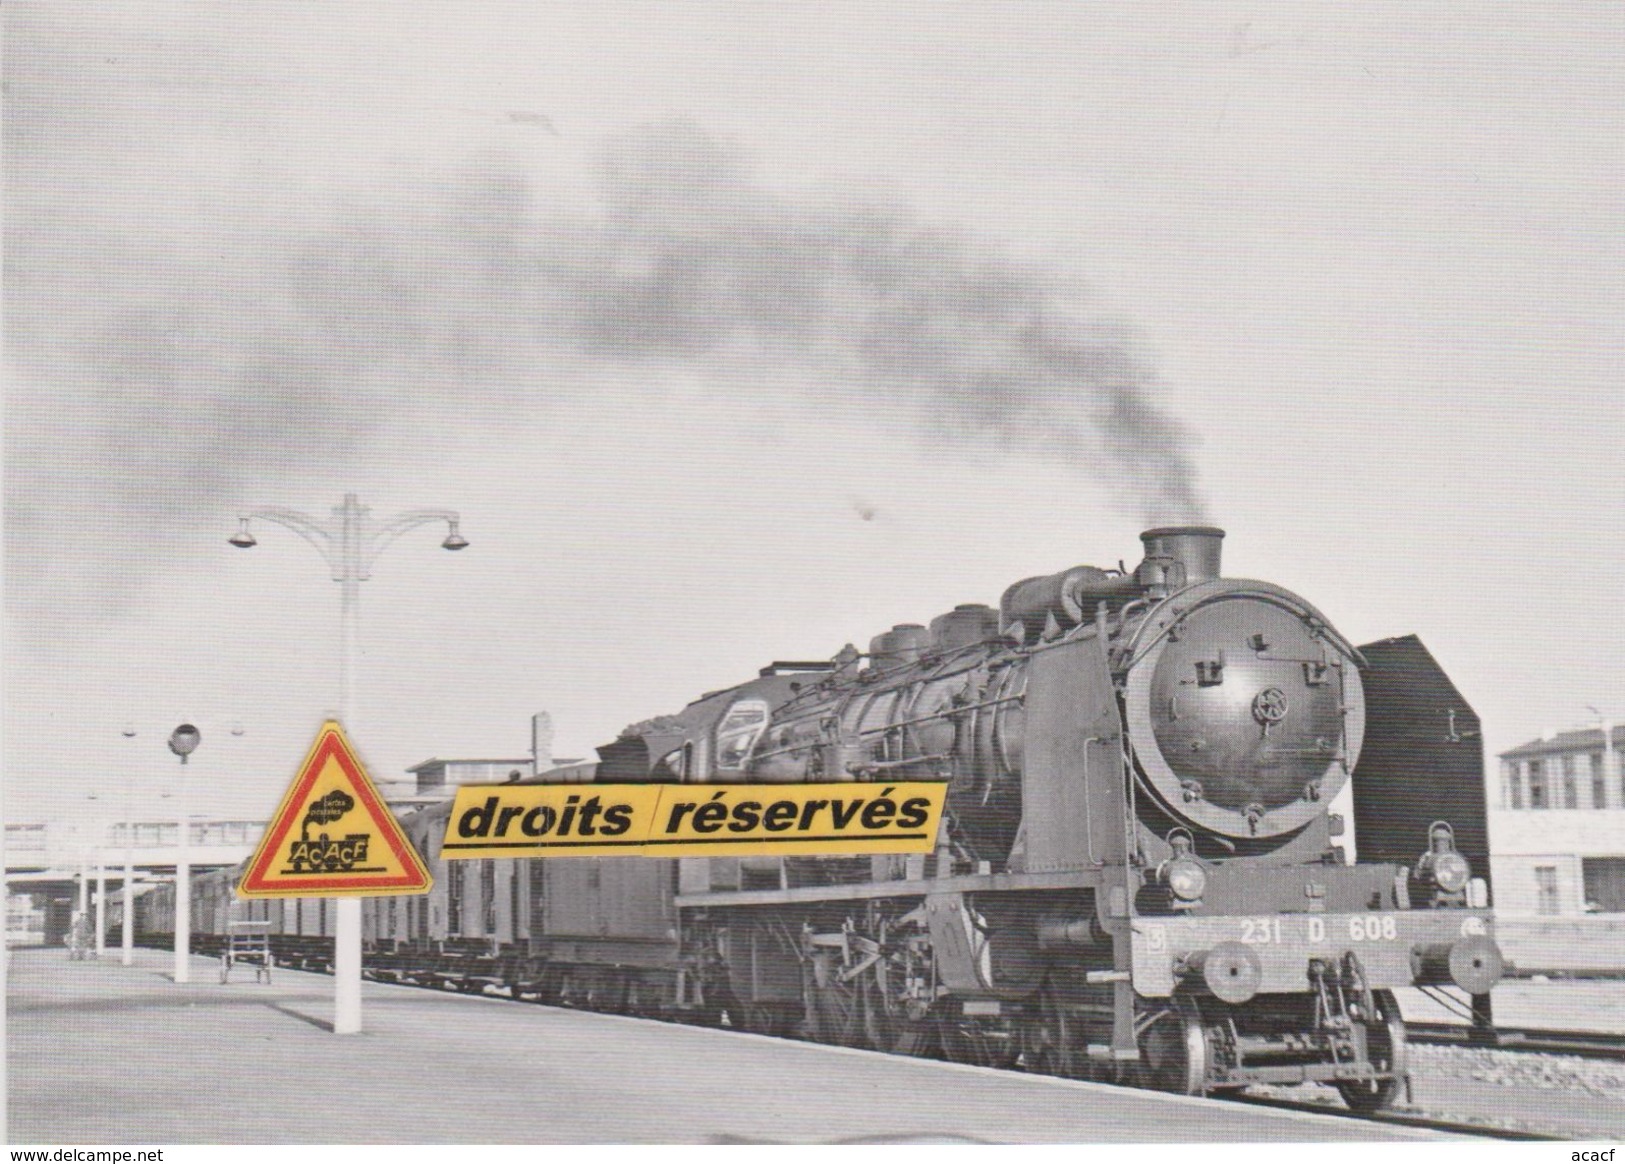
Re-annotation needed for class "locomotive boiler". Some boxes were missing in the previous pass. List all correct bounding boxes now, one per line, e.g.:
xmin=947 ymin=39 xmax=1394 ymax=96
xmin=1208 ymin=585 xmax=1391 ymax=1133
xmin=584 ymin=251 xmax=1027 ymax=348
xmin=148 ymin=525 xmax=1503 ymax=1112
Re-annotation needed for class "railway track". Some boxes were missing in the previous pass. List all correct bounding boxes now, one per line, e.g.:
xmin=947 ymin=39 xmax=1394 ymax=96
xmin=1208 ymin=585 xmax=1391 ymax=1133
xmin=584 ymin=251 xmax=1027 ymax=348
xmin=1229 ymin=1094 xmax=1560 ymax=1140
xmin=352 ymin=949 xmax=1625 ymax=1063
xmin=1407 ymin=1021 xmax=1625 ymax=1060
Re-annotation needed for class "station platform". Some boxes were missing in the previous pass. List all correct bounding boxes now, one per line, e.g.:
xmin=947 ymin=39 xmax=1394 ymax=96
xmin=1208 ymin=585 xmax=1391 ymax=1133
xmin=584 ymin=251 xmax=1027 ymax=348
xmin=6 ymin=946 xmax=1443 ymax=1144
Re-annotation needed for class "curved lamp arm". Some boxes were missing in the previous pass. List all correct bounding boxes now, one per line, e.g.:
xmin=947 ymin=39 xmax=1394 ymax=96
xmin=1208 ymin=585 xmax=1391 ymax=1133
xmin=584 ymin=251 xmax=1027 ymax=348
xmin=240 ymin=508 xmax=339 ymax=577
xmin=361 ymin=509 xmax=463 ymax=578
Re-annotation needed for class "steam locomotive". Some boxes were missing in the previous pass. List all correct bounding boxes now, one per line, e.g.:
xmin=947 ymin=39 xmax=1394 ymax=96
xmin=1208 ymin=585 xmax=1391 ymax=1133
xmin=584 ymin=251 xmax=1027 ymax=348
xmin=142 ymin=526 xmax=1503 ymax=1110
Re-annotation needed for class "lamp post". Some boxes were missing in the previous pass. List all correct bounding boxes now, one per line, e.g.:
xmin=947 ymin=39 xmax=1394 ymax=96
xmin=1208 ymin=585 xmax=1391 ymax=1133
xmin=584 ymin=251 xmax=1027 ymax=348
xmin=90 ymin=799 xmax=107 ymax=959
xmin=167 ymin=724 xmax=201 ymax=982
xmin=229 ymin=493 xmax=466 ymax=1034
xmin=74 ymin=823 xmax=89 ymax=956
xmin=121 ymin=724 xmax=137 ymax=966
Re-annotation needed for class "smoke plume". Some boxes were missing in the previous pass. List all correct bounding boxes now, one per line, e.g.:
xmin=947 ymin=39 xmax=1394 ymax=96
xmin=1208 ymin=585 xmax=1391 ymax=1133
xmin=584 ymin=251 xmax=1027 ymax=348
xmin=6 ymin=24 xmax=1204 ymax=641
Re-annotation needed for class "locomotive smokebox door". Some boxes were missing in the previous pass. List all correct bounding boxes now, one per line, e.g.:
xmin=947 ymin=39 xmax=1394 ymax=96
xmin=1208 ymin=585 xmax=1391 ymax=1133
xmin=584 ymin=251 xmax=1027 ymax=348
xmin=1349 ymin=635 xmax=1490 ymax=900
xmin=1123 ymin=580 xmax=1366 ymax=842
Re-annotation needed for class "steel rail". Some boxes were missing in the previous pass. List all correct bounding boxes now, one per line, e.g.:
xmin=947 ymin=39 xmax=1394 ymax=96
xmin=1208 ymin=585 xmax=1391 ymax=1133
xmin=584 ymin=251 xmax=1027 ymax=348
xmin=1227 ymin=1093 xmax=1561 ymax=1141
xmin=1406 ymin=1020 xmax=1625 ymax=1060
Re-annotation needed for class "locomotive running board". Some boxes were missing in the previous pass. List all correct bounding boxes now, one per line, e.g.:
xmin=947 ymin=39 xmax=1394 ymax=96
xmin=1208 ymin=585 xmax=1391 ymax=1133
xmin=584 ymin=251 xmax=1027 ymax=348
xmin=674 ymin=867 xmax=1103 ymax=909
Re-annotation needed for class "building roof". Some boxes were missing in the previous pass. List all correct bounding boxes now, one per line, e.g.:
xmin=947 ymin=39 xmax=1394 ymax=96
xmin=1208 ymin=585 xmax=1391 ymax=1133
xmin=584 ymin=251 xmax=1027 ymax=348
xmin=1500 ymin=725 xmax=1625 ymax=760
xmin=405 ymin=758 xmax=533 ymax=773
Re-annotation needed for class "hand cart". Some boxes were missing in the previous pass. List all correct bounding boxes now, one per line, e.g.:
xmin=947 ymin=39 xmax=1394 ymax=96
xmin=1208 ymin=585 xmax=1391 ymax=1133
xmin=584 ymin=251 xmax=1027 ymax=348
xmin=220 ymin=919 xmax=274 ymax=984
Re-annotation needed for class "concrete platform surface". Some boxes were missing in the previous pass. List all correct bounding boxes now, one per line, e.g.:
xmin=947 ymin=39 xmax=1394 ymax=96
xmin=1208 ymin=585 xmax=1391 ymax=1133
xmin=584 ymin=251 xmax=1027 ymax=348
xmin=6 ymin=946 xmax=1442 ymax=1144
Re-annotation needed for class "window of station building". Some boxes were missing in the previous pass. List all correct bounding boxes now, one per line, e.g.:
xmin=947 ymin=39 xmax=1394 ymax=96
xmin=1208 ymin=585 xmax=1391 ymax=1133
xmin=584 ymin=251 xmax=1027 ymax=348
xmin=1582 ymin=857 xmax=1625 ymax=914
xmin=1527 ymin=760 xmax=1547 ymax=809
xmin=1561 ymin=755 xmax=1578 ymax=809
xmin=1594 ymin=753 xmax=1610 ymax=810
xmin=715 ymin=699 xmax=770 ymax=771
xmin=1505 ymin=763 xmax=1523 ymax=809
xmin=1535 ymin=866 xmax=1559 ymax=915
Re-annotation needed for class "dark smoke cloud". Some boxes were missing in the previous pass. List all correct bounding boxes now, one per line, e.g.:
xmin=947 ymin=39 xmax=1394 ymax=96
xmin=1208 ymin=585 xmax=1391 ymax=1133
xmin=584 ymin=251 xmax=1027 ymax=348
xmin=570 ymin=124 xmax=1205 ymax=527
xmin=6 ymin=28 xmax=1204 ymax=646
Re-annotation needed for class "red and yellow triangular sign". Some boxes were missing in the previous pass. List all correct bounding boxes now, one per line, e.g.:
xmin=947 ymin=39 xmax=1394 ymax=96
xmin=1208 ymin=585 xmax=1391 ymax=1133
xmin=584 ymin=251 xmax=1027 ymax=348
xmin=238 ymin=720 xmax=431 ymax=898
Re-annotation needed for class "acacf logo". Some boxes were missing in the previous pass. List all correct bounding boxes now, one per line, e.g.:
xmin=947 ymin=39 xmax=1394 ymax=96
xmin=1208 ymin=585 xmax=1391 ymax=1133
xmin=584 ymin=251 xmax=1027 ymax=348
xmin=440 ymin=782 xmax=948 ymax=860
xmin=285 ymin=791 xmax=374 ymax=874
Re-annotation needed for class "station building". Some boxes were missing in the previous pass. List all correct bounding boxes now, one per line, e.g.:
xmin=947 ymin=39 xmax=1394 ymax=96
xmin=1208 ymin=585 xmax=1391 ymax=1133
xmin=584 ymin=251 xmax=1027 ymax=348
xmin=1490 ymin=723 xmax=1625 ymax=915
xmin=393 ymin=712 xmax=585 ymax=807
xmin=4 ymin=817 xmax=265 ymax=946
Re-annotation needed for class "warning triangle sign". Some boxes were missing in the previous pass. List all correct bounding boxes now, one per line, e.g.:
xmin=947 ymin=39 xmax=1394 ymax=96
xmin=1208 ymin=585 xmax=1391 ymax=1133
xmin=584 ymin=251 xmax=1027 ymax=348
xmin=238 ymin=721 xmax=431 ymax=898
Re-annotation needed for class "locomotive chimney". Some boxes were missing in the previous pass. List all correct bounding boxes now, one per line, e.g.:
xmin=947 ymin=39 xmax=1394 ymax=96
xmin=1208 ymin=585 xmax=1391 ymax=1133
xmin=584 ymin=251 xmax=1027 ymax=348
xmin=1138 ymin=526 xmax=1225 ymax=589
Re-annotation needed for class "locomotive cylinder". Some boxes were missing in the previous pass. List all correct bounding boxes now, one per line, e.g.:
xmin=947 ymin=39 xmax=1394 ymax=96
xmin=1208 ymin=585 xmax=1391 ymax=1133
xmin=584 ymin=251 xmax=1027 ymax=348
xmin=1036 ymin=917 xmax=1106 ymax=950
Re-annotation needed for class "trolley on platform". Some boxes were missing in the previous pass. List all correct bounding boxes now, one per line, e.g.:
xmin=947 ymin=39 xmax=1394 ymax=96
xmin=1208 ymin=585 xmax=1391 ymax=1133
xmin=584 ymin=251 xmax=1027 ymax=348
xmin=220 ymin=919 xmax=273 ymax=984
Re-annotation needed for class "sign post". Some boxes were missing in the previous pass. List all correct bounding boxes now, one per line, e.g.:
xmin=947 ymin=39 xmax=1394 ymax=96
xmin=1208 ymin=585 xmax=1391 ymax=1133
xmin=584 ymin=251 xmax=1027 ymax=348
xmin=238 ymin=721 xmax=431 ymax=1032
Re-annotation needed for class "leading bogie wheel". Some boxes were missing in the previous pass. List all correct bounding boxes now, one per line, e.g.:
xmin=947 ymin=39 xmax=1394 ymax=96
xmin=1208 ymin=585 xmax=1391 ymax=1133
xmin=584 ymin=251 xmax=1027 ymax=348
xmin=1133 ymin=1005 xmax=1209 ymax=1095
xmin=1337 ymin=989 xmax=1408 ymax=1113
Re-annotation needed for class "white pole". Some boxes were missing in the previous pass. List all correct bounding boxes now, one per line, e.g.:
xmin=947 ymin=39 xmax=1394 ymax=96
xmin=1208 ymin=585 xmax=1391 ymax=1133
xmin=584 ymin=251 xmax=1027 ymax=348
xmin=123 ymin=853 xmax=135 ymax=965
xmin=123 ymin=801 xmax=135 ymax=966
xmin=174 ymin=763 xmax=190 ymax=983
xmin=122 ymin=726 xmax=137 ymax=966
xmin=334 ymin=494 xmax=363 ymax=1035
xmin=94 ymin=859 xmax=106 ymax=958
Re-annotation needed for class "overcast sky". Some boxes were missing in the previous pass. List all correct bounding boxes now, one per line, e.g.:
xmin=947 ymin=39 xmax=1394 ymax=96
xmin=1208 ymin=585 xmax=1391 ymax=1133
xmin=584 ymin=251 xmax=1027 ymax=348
xmin=6 ymin=3 xmax=1622 ymax=834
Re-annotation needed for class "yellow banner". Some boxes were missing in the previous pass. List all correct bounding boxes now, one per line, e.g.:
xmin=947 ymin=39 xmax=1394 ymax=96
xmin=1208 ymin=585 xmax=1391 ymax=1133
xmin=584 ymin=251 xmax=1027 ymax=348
xmin=440 ymin=782 xmax=947 ymax=859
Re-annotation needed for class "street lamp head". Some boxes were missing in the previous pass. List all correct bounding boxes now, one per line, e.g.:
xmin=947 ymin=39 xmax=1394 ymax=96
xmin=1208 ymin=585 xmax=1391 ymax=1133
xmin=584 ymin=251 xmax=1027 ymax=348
xmin=228 ymin=518 xmax=258 ymax=549
xmin=441 ymin=521 xmax=469 ymax=552
xmin=168 ymin=724 xmax=201 ymax=760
